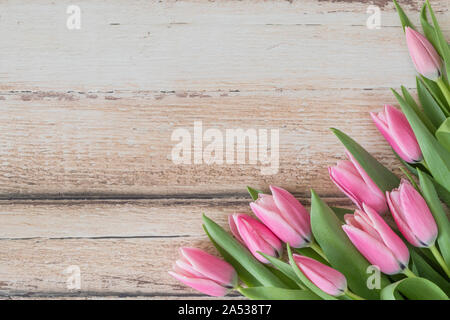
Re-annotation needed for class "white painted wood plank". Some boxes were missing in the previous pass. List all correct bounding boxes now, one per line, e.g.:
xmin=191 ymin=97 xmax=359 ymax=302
xmin=0 ymin=0 xmax=448 ymax=91
xmin=0 ymin=89 xmax=404 ymax=195
xmin=0 ymin=197 xmax=351 ymax=239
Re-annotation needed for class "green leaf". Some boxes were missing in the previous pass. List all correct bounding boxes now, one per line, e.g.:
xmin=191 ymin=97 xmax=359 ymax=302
xmin=411 ymin=250 xmax=450 ymax=295
xmin=310 ymin=190 xmax=390 ymax=299
xmin=259 ymin=253 xmax=306 ymax=290
xmin=287 ymin=244 xmax=337 ymax=300
xmin=247 ymin=186 xmax=262 ymax=201
xmin=417 ymin=78 xmax=447 ymax=127
xmin=393 ymin=0 xmax=415 ymax=31
xmin=419 ymin=76 xmax=450 ymax=114
xmin=398 ymin=159 xmax=450 ymax=207
xmin=394 ymin=149 xmax=420 ymax=175
xmin=420 ymin=4 xmax=439 ymax=54
xmin=381 ymin=277 xmax=448 ymax=300
xmin=436 ymin=118 xmax=450 ymax=152
xmin=331 ymin=206 xmax=353 ymax=222
xmin=202 ymin=215 xmax=287 ymax=288
xmin=392 ymin=89 xmax=450 ymax=192
xmin=203 ymin=225 xmax=261 ymax=287
xmin=331 ymin=128 xmax=400 ymax=192
xmin=399 ymin=167 xmax=420 ymax=192
xmin=238 ymin=287 xmax=320 ymax=300
xmin=435 ymin=181 xmax=450 ymax=207
xmin=426 ymin=0 xmax=450 ymax=82
xmin=294 ymin=247 xmax=330 ymax=266
xmin=418 ymin=169 xmax=450 ymax=268
xmin=402 ymin=85 xmax=436 ymax=133
xmin=265 ymin=265 xmax=302 ymax=290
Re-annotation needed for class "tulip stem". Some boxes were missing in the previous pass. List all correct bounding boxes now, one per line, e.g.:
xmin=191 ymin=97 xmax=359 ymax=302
xmin=344 ymin=290 xmax=365 ymax=300
xmin=436 ymin=77 xmax=450 ymax=110
xmin=309 ymin=242 xmax=329 ymax=262
xmin=419 ymin=159 xmax=430 ymax=172
xmin=429 ymin=244 xmax=450 ymax=278
xmin=402 ymin=267 xmax=418 ymax=278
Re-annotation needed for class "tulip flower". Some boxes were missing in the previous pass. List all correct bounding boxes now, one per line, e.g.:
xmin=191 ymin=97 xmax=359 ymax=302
xmin=405 ymin=27 xmax=442 ymax=81
xmin=371 ymin=105 xmax=422 ymax=163
xmin=329 ymin=151 xmax=388 ymax=214
xmin=169 ymin=247 xmax=237 ymax=297
xmin=386 ymin=179 xmax=438 ymax=248
xmin=250 ymin=185 xmax=311 ymax=248
xmin=292 ymin=254 xmax=347 ymax=297
xmin=229 ymin=213 xmax=283 ymax=263
xmin=342 ymin=204 xmax=410 ymax=275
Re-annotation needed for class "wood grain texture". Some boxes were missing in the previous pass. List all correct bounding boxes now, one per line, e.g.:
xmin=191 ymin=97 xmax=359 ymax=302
xmin=1 ymin=89 xmax=408 ymax=197
xmin=0 ymin=198 xmax=352 ymax=298
xmin=2 ymin=0 xmax=448 ymax=92
xmin=0 ymin=0 xmax=448 ymax=299
xmin=0 ymin=237 xmax=220 ymax=297
xmin=0 ymin=197 xmax=352 ymax=239
xmin=0 ymin=0 xmax=448 ymax=196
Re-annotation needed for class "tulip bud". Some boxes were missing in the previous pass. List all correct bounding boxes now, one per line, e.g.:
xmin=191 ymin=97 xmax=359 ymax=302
xmin=405 ymin=27 xmax=443 ymax=81
xmin=250 ymin=185 xmax=311 ymax=248
xmin=293 ymin=254 xmax=347 ymax=296
xmin=168 ymin=247 xmax=237 ymax=297
xmin=329 ymin=151 xmax=388 ymax=214
xmin=386 ymin=179 xmax=438 ymax=248
xmin=371 ymin=105 xmax=422 ymax=163
xmin=229 ymin=213 xmax=283 ymax=263
xmin=342 ymin=204 xmax=410 ymax=275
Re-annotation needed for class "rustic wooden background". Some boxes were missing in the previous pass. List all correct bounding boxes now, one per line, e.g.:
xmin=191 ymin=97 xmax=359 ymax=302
xmin=0 ymin=0 xmax=448 ymax=299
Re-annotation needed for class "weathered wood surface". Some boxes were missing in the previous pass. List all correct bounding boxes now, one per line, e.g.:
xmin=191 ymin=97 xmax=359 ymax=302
xmin=0 ymin=0 xmax=448 ymax=299
xmin=0 ymin=198 xmax=350 ymax=298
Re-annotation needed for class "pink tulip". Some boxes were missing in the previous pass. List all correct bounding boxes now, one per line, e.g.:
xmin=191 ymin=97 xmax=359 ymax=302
xmin=229 ymin=213 xmax=283 ymax=263
xmin=168 ymin=247 xmax=237 ymax=297
xmin=250 ymin=185 xmax=311 ymax=248
xmin=293 ymin=254 xmax=347 ymax=296
xmin=405 ymin=27 xmax=442 ymax=80
xmin=342 ymin=204 xmax=410 ymax=275
xmin=329 ymin=151 xmax=388 ymax=214
xmin=386 ymin=179 xmax=438 ymax=248
xmin=371 ymin=105 xmax=422 ymax=163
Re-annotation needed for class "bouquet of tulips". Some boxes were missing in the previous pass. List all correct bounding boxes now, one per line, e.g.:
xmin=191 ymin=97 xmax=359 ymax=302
xmin=169 ymin=0 xmax=450 ymax=300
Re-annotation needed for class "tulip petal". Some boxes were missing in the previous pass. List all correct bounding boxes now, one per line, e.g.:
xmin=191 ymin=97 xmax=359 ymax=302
xmin=228 ymin=214 xmax=244 ymax=244
xmin=238 ymin=214 xmax=283 ymax=256
xmin=250 ymin=201 xmax=306 ymax=248
xmin=345 ymin=151 xmax=387 ymax=213
xmin=173 ymin=259 xmax=204 ymax=278
xmin=405 ymin=27 xmax=442 ymax=80
xmin=370 ymin=108 xmax=416 ymax=163
xmin=371 ymin=110 xmax=408 ymax=162
xmin=362 ymin=204 xmax=410 ymax=266
xmin=293 ymin=254 xmax=347 ymax=296
xmin=270 ymin=185 xmax=311 ymax=239
xmin=385 ymin=105 xmax=422 ymax=161
xmin=386 ymin=190 xmax=422 ymax=247
xmin=343 ymin=213 xmax=359 ymax=227
xmin=169 ymin=271 xmax=227 ymax=297
xmin=329 ymin=163 xmax=386 ymax=213
xmin=236 ymin=217 xmax=277 ymax=263
xmin=354 ymin=212 xmax=384 ymax=243
xmin=329 ymin=165 xmax=365 ymax=209
xmin=399 ymin=181 xmax=438 ymax=246
xmin=180 ymin=247 xmax=237 ymax=287
xmin=342 ymin=225 xmax=404 ymax=274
